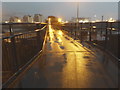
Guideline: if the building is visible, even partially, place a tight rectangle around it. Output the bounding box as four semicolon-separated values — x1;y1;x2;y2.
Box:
33;14;44;22
23;15;33;23
9;16;21;23
70;17;90;23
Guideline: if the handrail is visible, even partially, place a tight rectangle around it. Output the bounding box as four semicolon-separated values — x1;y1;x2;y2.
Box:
2;24;47;88
2;25;47;40
35;25;47;32
1;23;47;25
2;50;43;88
63;21;120;61
3;25;47;88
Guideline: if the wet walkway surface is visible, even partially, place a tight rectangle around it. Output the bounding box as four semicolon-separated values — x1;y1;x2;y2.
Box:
15;25;118;88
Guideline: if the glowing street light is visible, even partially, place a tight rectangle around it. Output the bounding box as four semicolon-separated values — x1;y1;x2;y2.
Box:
18;19;21;23
108;18;116;22
48;18;51;25
58;18;62;22
48;18;51;20
75;2;79;40
5;21;9;23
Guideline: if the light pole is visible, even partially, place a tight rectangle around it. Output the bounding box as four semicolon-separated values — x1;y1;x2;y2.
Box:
100;16;104;39
75;2;79;40
77;2;79;22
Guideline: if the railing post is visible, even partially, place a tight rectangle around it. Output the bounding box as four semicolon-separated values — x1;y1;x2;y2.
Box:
8;23;18;71
71;23;73;37
10;36;18;71
110;22;112;35
100;22;103;39
70;23;72;36
89;22;92;42
118;21;120;59
36;31;41;51
9;23;14;36
36;23;43;51
80;23;82;42
75;23;77;40
36;28;46;51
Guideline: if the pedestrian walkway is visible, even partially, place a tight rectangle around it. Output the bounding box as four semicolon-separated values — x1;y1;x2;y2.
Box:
14;25;118;88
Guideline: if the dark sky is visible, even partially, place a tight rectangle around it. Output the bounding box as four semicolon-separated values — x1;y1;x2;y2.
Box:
2;2;118;21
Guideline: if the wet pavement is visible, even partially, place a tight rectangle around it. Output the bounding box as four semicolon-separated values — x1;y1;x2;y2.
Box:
15;25;118;88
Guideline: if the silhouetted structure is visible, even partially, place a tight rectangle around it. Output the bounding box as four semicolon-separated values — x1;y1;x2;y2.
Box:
23;15;33;23
34;14;44;22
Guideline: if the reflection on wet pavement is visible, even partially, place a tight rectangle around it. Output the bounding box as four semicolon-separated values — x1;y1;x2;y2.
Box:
15;25;118;88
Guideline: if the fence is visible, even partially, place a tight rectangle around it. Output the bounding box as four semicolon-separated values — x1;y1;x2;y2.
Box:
62;22;120;59
2;23;46;87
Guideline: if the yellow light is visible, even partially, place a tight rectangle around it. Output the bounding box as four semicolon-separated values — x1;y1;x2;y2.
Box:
35;22;40;24
5;21;9;23
93;26;96;28
48;18;51;21
4;39;11;43
18;19;21;23
65;21;68;23
35;29;39;31
79;20;83;23
58;37;62;42
58;18;62;22
79;20;89;23
48;18;51;25
112;28;116;30
96;20;100;22
49;25;54;42
84;20;89;23
91;21;95;23
108;18;115;22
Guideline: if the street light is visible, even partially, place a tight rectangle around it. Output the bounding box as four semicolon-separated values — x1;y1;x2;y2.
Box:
5;21;9;23
108;18;116;22
48;18;51;25
75;2;79;40
17;19;21;23
58;18;62;23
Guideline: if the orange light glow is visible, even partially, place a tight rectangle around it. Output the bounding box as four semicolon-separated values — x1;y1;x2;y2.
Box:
17;19;21;23
58;18;62;22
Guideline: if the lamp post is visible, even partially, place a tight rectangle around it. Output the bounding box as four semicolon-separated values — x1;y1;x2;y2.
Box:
75;2;79;40
100;16;104;39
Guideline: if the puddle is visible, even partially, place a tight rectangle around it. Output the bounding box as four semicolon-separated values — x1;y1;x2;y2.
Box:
83;56;90;58
59;46;65;49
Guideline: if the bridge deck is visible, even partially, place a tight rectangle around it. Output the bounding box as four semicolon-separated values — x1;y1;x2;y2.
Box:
14;25;118;88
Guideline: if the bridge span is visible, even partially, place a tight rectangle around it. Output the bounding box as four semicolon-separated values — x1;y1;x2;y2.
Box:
7;24;118;88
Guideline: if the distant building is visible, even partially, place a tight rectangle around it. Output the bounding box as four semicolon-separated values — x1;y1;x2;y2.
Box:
9;16;21;23
70;17;90;23
33;14;44;22
23;15;33;23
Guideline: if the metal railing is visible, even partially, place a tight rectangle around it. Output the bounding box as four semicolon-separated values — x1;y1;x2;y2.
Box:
2;23;47;88
63;21;120;60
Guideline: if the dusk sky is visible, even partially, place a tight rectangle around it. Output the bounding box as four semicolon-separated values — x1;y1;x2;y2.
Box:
2;2;118;21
